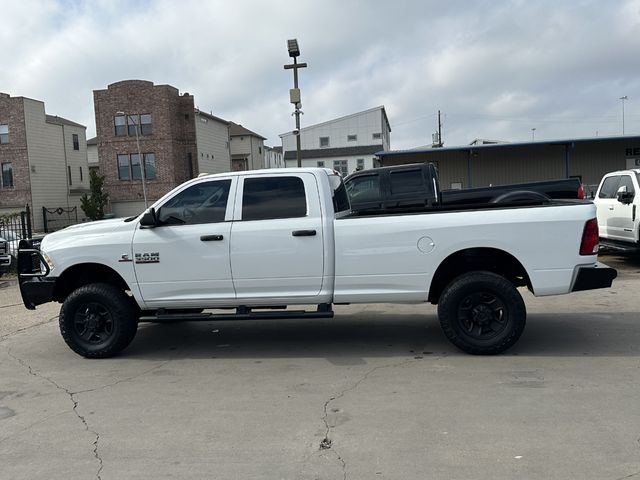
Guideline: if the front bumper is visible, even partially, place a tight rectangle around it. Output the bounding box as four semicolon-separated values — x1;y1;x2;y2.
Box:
571;262;617;292
17;240;54;310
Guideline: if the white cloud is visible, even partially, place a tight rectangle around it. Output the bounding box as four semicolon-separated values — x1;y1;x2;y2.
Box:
1;0;639;148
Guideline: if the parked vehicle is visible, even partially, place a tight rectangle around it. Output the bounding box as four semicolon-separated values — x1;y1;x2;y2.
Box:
593;169;640;251
18;168;615;358
344;163;584;212
0;237;10;277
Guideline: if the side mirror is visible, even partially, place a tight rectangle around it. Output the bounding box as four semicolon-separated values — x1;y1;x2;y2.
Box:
617;190;634;204
140;208;159;228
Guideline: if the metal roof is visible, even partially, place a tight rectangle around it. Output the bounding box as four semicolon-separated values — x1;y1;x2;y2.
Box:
376;134;640;157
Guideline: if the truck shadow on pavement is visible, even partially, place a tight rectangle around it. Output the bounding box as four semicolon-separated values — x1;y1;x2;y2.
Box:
123;311;640;360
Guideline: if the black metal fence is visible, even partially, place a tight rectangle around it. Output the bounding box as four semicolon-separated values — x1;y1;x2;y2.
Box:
43;206;78;233
0;204;32;241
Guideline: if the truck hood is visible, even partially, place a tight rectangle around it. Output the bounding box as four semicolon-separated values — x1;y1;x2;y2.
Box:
41;217;136;251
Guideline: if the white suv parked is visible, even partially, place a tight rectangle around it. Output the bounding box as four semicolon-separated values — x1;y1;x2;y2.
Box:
594;169;640;247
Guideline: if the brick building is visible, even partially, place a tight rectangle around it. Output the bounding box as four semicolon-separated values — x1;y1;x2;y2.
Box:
94;80;206;217
0;93;89;231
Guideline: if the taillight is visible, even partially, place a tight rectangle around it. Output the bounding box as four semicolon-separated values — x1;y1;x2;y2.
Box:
577;183;584;200
580;218;599;255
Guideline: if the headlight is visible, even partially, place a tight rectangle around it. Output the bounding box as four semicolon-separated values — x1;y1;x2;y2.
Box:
42;253;55;270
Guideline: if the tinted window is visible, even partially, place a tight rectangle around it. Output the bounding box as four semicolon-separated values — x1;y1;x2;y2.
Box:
160;180;231;225
330;174;351;214
598;176;620;199
242;176;306;221
389;169;424;194
346;175;381;203
618;175;635;195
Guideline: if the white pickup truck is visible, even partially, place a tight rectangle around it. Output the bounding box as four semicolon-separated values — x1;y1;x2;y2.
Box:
593;169;640;250
18;168;616;358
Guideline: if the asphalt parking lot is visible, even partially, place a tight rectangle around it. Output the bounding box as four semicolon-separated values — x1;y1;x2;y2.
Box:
1;254;640;480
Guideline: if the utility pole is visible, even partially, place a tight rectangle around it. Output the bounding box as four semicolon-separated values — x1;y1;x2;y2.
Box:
437;110;443;147
284;39;307;167
620;96;628;135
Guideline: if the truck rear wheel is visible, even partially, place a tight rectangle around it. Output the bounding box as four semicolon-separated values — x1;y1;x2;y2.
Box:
59;283;138;358
437;271;526;355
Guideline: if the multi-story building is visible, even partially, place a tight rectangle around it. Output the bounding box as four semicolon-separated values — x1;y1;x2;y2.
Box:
93;80;232;217
264;146;284;169
0;93;89;231
229;122;266;171
280;106;391;176
87;136;98;174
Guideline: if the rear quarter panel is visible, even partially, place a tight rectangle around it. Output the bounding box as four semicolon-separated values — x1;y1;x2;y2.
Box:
333;203;597;303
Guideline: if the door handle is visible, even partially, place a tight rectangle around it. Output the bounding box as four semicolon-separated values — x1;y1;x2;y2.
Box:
200;234;224;241
292;229;316;237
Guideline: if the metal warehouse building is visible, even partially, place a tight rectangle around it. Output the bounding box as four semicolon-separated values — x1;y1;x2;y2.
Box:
376;136;640;197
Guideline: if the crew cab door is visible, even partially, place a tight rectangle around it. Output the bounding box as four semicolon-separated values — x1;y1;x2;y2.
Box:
596;174;637;241
229;173;324;299
132;177;237;307
611;174;637;241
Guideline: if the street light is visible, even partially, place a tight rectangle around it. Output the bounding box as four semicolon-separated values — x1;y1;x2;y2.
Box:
284;38;307;167
116;111;148;208
620;96;628;135
531;127;536;141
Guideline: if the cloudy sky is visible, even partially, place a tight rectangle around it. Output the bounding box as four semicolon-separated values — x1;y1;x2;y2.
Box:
2;0;640;149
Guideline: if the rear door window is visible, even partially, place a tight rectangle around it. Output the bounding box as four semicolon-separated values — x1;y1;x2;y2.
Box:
242;176;307;221
389;168;424;194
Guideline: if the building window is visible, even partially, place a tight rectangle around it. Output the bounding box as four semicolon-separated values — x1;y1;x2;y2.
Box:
72;133;79;150
0;124;9;144
117;153;157;181
144;153;156;180
140;114;152;135
127;115;139;136
347;134;357;142
372;133;381;140
319;136;330;148
259;146;262;154
114;115;126;136
131;153;142;180
317;161;325;168
67;165;72;185
117;154;131;180
79;166;83;182
333;160;348;176
1;162;13;187
356;158;365;170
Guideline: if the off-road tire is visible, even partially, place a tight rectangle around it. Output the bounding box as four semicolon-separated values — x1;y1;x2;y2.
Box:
438;271;526;355
59;283;138;358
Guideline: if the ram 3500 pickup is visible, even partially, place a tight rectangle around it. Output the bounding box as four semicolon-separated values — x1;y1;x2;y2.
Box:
18;168;616;358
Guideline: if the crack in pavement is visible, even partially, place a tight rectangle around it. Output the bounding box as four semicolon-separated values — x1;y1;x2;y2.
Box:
0;315;59;343
316;355;437;479
614;471;640;480
3;346;174;479
5;347;104;479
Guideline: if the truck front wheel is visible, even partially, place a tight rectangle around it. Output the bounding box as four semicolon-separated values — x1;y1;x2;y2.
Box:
59;283;138;358
438;271;526;355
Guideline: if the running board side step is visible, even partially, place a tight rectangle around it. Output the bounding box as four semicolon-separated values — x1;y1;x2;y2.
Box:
139;304;334;323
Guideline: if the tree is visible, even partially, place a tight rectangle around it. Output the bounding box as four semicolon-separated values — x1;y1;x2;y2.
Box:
80;170;109;221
